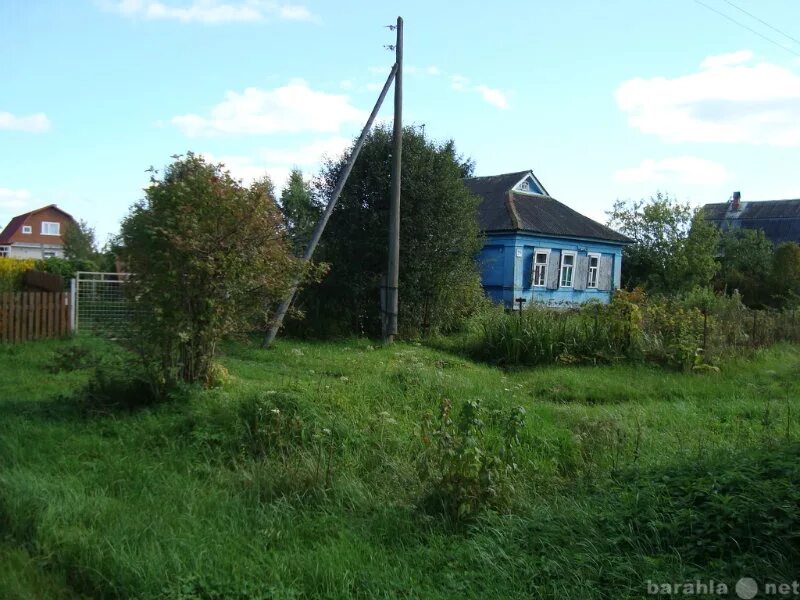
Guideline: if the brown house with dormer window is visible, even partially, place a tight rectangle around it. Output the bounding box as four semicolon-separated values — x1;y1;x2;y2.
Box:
0;205;77;259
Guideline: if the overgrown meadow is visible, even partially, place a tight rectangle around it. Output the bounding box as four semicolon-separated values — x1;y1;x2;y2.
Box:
1;335;799;598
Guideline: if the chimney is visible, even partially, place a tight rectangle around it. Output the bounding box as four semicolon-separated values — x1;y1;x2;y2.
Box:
731;191;741;211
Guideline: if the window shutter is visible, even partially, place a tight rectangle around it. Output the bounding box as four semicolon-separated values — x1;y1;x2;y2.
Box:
546;250;560;290
574;255;588;291
598;255;613;291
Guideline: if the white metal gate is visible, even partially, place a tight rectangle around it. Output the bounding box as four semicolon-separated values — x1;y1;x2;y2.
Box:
72;271;131;336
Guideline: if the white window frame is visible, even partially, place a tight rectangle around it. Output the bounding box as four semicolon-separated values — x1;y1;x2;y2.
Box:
41;221;60;236
532;250;550;287
560;251;576;288
587;252;601;289
42;251;56;259
22;225;32;234
0;246;8;257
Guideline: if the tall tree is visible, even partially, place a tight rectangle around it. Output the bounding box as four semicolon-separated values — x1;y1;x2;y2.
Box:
296;125;483;337
63;219;99;263
607;193;719;293
280;168;321;255
770;242;800;307
715;228;773;307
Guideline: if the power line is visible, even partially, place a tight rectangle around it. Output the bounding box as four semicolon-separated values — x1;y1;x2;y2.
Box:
692;0;800;58
721;0;800;47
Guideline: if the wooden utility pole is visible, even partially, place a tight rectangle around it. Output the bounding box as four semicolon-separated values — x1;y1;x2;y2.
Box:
384;15;403;343
263;62;398;348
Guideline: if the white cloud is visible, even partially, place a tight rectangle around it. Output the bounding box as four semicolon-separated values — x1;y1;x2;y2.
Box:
339;80;353;90
0;112;51;133
202;153;291;189
105;0;316;24
0;188;34;211
614;156;729;185
426;66;440;76
172;79;367;136
260;136;351;164
449;75;509;109
202;136;351;192
700;49;753;69
616;50;800;145
475;85;509;109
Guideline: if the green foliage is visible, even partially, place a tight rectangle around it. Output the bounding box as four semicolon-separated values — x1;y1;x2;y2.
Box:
607;193;719;293
47;342;97;373
79;352;158;413
63;219;99;263
33;257;102;284
770;242;800;307
297;125;484;337
473;301;636;366
279;168;321;255
468;288;800;369
419;399;525;521
612;444;800;572
119;152;301;390
715;228;774;307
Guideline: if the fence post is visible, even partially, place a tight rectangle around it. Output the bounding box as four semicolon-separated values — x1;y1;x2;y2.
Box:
752;311;758;347
69;278;77;333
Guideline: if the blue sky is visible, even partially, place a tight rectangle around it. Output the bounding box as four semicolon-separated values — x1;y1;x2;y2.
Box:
2;0;800;242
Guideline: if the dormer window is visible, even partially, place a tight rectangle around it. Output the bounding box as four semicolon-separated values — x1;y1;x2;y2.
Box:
41;221;60;236
22;225;32;234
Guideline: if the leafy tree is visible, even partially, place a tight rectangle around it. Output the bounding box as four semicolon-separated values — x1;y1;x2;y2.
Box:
715;228;773;307
63;219;99;265
770;242;800;307
607;193;718;293
297;125;484;337
280;168;321;255
119;153;300;389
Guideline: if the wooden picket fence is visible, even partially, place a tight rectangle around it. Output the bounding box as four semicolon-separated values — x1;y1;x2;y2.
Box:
0;291;72;343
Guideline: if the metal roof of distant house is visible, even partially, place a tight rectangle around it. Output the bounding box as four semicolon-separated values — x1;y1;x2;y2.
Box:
0;204;75;245
463;170;632;243
703;197;800;246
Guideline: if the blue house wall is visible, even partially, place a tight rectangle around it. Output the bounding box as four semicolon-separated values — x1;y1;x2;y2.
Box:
478;232;624;308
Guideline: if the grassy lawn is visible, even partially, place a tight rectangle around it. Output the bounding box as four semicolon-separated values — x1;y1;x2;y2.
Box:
1;337;799;598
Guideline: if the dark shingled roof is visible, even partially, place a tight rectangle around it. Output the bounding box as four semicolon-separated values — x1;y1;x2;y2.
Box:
703;199;800;246
463;171;631;243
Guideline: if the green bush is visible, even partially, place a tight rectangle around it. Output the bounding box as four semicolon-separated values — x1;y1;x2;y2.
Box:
118;153;301;391
33;257;99;282
77;350;159;413
466;288;800;369
418;398;525;521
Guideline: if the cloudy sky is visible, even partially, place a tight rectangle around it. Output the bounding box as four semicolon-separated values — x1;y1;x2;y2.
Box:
2;0;800;241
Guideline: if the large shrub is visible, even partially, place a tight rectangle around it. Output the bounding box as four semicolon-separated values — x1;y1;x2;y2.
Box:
119;153;301;389
294;125;485;337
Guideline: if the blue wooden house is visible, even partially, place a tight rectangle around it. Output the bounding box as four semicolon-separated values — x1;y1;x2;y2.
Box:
464;170;631;308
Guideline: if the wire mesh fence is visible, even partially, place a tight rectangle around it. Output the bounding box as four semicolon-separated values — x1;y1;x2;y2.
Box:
74;272;133;338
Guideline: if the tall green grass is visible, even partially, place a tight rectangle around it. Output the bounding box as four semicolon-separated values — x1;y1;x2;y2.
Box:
1;336;799;598
465;291;800;368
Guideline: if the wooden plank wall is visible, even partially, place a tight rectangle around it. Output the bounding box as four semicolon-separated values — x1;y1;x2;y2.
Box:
0;292;71;343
